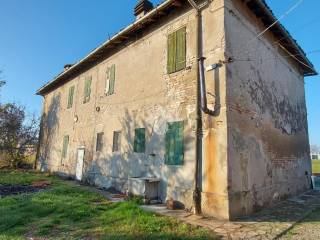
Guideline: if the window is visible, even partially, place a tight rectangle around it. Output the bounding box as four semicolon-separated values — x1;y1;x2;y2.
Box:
106;64;116;95
134;128;146;153
67;86;75;109
167;27;186;74
165;121;184;165
113;131;121;152
96;132;104;152
62;135;69;159
83;76;92;103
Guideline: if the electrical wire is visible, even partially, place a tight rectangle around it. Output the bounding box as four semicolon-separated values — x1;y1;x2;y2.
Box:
278;44;316;72
232;49;320;63
231;0;305;60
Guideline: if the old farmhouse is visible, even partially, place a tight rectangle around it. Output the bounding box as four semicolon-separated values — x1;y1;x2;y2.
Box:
36;0;317;220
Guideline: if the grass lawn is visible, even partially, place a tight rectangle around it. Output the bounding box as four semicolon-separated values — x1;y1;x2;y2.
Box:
312;160;320;174
0;170;217;240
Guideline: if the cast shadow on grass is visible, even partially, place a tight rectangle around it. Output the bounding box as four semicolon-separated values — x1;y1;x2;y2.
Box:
0;177;221;240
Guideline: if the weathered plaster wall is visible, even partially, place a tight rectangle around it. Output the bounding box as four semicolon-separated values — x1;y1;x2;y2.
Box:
38;0;229;218
200;0;229;219
224;0;311;219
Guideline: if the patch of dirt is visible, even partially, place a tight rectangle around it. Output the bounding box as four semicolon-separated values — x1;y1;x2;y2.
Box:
105;186;122;194
0;180;51;197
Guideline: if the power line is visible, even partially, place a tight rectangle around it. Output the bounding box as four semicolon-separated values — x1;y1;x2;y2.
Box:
231;0;305;60
278;44;316;72
231;14;320;61
233;49;320;63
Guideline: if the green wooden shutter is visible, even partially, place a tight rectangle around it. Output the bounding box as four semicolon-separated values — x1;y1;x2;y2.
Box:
165;129;175;165
140;128;146;152
67;86;75;109
134;128;146;153
96;132;104;152
106;67;110;94
83;76;92;103
165;130;171;164
175;121;184;165
167;32;177;74
62;135;69;158
110;64;115;95
165;122;184;165
113;131;121;152
106;65;115;95
176;27;186;71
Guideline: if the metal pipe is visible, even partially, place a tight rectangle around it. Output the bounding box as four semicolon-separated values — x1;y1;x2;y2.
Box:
199;58;221;116
188;0;220;215
188;0;203;215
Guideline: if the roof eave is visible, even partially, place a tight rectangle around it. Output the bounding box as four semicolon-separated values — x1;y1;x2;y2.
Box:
36;0;177;96
37;0;317;96
248;0;317;76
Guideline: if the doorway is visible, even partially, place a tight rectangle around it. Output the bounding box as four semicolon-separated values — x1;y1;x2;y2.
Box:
76;148;85;181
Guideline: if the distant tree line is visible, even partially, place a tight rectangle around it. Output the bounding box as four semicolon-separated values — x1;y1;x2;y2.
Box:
0;71;39;169
311;145;320;154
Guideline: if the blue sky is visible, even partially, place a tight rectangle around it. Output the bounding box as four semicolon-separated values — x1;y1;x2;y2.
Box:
0;0;319;145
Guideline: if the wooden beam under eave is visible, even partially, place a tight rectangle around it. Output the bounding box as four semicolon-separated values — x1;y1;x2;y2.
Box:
146;18;157;23
119;35;129;40
157;11;166;16
112;40;122;44
172;1;182;7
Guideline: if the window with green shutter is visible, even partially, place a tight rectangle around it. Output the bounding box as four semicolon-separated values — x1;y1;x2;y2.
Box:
134;128;146;153
62;135;69;159
106;64;116;95
83;76;92;103
113;131;121;152
167;27;186;74
67;86;75;109
165;121;184;165
96;132;104;152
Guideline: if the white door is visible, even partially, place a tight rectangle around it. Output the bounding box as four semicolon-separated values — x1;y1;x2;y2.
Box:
76;148;85;181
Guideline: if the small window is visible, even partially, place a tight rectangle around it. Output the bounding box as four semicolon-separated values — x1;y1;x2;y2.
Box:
62;135;69;159
165;121;184;165
113;131;121;152
167;27;186;74
134;128;146;153
83;76;92;103
67;86;75;109
106;64;116;95
96;132;104;152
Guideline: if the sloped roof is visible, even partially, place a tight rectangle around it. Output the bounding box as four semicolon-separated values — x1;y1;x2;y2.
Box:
37;0;317;96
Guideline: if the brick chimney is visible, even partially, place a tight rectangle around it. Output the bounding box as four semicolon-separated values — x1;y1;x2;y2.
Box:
64;64;73;71
134;0;154;20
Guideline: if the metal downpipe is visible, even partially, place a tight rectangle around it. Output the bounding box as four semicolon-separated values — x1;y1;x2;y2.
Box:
187;0;203;215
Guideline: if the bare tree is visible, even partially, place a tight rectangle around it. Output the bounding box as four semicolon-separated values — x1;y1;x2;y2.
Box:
0;103;39;168
0;70;5;92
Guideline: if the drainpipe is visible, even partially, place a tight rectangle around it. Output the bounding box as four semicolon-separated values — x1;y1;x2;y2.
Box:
187;0;220;215
199;60;221;115
187;0;203;216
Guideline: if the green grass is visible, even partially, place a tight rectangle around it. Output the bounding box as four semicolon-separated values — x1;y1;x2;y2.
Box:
0;171;217;240
312;160;320;174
